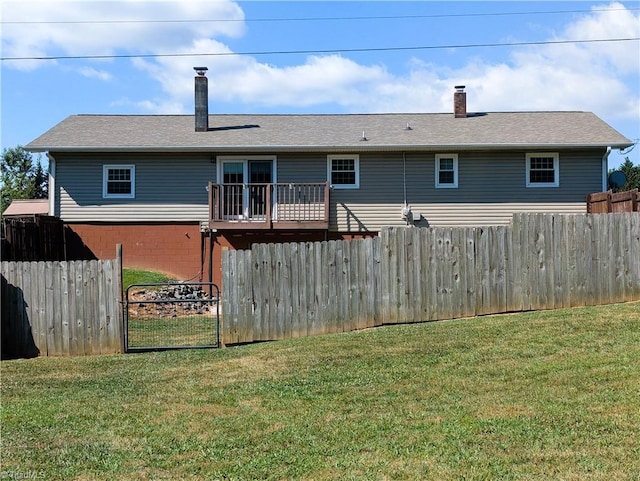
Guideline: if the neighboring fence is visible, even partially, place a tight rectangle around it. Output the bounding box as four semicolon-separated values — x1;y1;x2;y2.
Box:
222;213;640;345
587;189;639;213
1;248;123;358
1;215;66;261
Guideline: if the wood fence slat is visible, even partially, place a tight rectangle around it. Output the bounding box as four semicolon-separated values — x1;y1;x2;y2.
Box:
221;249;234;344
348;239;360;331
311;241;323;336
290;243;301;338
508;216;522;312
85;260;96;355
280;243;292;340
613;214;627;303
372;237;383;327
475;227;490;315
50;262;63;355
590;215;602;306
261;244;273;340
358;238;371;329
236;249;249;343
28;263;41;352
402;228;413;323
580;215;594;306
417;229;430;321
442;228;455;320
297;242;309;337
97;260;107;354
109;259;122;353
379;229;391;324
623;213;636;302
631;213;640;299
463;228;477;317
43;262;55;356
427;228;439;321
249;247;261;342
388;228;400;324
552;215;566;309
451;228;465;319
19;263;30;355
327;240;339;333
335;240;347;332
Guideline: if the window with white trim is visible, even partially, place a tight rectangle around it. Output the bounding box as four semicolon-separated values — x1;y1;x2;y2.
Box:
103;165;135;198
435;154;458;188
328;154;359;189
526;153;559;187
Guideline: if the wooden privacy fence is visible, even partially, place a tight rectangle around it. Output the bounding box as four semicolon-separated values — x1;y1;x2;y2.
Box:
222;213;640;345
587;189;639;213
1;215;66;261
1;252;123;358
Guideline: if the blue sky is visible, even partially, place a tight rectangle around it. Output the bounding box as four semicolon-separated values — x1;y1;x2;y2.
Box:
1;0;639;169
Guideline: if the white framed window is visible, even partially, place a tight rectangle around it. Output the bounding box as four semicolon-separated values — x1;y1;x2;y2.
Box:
526;153;559;187
435;154;458;188
103;165;135;198
328;154;360;189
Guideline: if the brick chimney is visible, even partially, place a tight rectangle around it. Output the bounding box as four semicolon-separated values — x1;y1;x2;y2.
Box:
454;85;467;118
194;67;209;132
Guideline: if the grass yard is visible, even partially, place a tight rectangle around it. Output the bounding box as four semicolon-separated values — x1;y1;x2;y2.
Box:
1;302;639;480
127;314;218;349
122;268;174;291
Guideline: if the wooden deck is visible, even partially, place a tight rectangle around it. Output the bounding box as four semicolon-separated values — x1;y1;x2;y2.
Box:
208;182;329;230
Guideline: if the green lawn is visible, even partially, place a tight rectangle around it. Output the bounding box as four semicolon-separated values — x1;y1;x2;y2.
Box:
122;268;174;292
127;314;218;349
2;302;639;480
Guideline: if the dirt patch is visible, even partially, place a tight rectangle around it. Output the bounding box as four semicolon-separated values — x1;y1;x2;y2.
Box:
128;284;218;318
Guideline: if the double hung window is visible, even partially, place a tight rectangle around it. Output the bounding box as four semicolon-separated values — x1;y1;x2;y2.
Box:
435;154;458;188
103;165;135;198
328;155;359;189
526;153;559;187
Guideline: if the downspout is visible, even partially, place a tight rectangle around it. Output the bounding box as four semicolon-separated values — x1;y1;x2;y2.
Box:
46;152;56;217
602;146;611;192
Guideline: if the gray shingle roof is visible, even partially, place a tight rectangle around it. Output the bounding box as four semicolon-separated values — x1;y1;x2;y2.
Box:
26;111;632;153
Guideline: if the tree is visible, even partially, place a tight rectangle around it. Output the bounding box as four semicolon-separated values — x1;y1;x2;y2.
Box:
609;157;640;193
1;146;48;214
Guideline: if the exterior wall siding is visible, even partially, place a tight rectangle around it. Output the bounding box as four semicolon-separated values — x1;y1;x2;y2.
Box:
276;153;327;183
54;148;602;230
55;152;214;222
330;149;603;231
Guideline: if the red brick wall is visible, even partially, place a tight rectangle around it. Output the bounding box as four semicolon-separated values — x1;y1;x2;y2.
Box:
64;223;378;287
66;223;209;281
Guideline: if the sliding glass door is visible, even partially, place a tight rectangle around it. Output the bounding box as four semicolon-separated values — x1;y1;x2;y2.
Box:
220;158;274;220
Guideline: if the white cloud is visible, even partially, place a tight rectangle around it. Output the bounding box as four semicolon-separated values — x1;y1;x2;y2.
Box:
134;1;636;121
1;0;244;71
77;67;113;81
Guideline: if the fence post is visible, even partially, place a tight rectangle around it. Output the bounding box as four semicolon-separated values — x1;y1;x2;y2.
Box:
116;244;125;353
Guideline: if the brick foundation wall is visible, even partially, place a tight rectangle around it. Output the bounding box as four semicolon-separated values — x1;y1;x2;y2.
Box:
64;223;378;287
66;223;208;281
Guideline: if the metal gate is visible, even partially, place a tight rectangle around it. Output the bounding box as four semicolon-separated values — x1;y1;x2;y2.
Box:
125;282;220;352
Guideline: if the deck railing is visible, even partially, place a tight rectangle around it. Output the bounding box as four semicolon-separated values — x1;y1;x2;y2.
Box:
208;182;329;229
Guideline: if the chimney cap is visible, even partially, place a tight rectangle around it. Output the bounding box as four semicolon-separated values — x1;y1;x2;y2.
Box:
194;66;208;76
455;85;465;91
